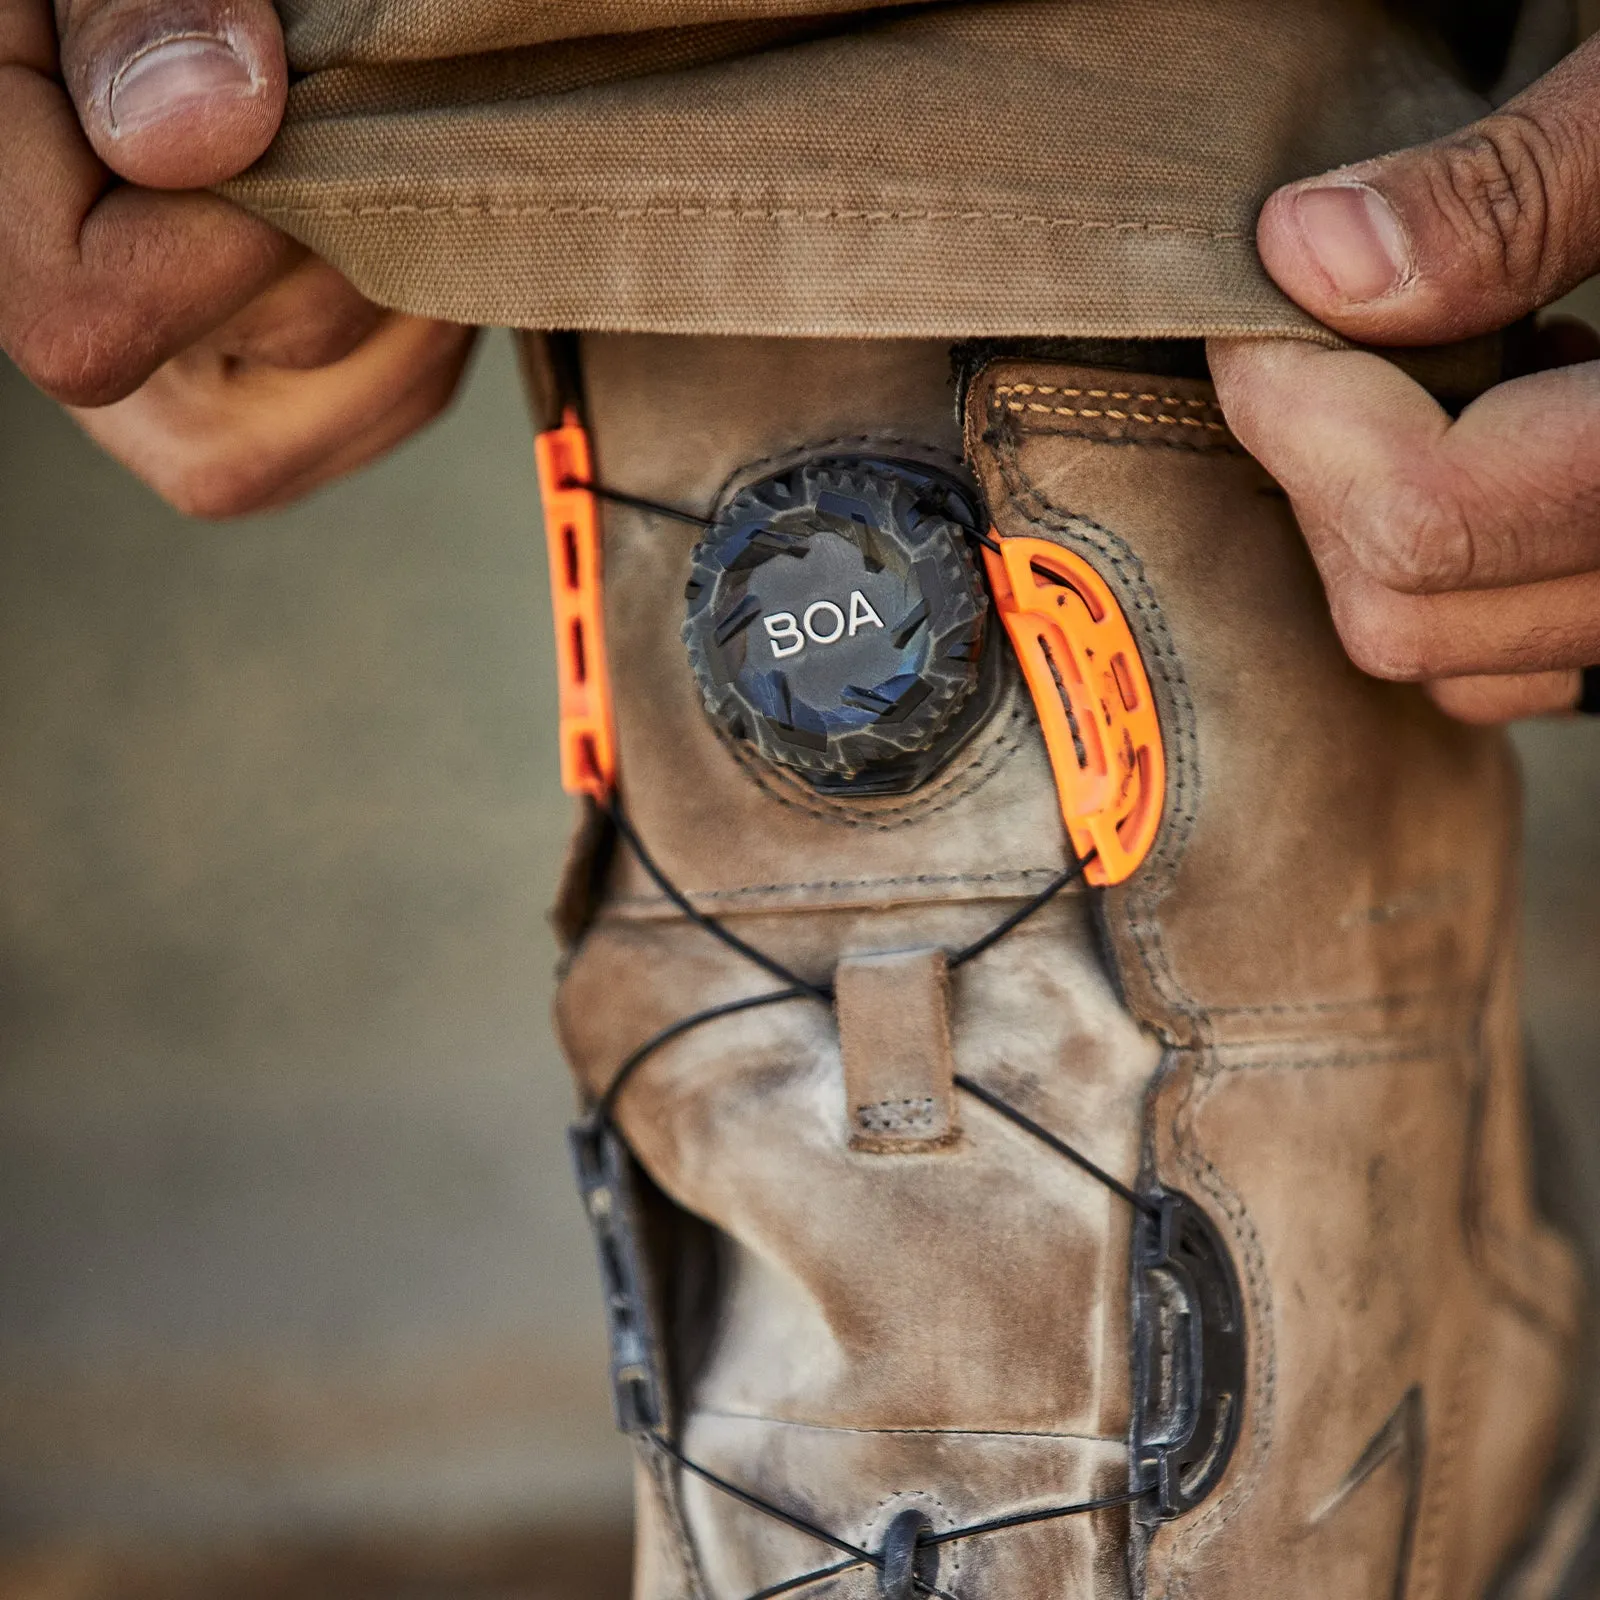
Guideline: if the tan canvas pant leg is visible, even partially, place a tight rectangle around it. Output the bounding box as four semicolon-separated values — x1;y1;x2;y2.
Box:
541;332;1583;1600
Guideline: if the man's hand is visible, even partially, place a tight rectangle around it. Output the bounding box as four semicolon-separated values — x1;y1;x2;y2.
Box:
1210;36;1600;721
2;0;474;516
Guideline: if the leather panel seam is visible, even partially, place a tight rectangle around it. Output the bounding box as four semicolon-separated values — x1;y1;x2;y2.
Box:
690;1410;1127;1445
987;400;1203;1034
608;866;1068;906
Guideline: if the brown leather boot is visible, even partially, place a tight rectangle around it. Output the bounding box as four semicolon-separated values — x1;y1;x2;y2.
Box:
537;332;1585;1600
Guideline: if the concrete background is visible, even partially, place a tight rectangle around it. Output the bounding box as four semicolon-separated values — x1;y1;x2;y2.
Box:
0;315;1597;1595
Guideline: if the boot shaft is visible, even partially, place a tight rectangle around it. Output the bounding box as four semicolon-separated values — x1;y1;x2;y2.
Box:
544;332;1581;1600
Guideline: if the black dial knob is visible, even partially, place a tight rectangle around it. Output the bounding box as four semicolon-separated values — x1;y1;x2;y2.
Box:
682;458;996;795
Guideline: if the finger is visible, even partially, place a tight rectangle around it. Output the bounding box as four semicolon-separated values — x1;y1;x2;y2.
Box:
1255;34;1600;344
57;0;286;189
1426;671;1584;724
69;316;477;518
208;255;385;370
1210;338;1600;595
1320;560;1600;683
0;16;291;404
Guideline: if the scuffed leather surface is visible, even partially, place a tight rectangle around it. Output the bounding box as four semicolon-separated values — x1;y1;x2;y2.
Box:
559;336;1160;1597
965;360;1582;1599
551;336;1581;1599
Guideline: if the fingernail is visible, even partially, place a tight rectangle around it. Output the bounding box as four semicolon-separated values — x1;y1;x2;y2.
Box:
1291;183;1412;302
109;35;258;135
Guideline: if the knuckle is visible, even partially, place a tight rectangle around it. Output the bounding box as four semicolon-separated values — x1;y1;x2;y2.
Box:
1349;474;1478;593
1424;113;1563;287
1332;593;1433;681
13;309;152;407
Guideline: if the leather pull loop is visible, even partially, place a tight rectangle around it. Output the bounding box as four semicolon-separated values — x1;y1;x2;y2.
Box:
834;948;958;1153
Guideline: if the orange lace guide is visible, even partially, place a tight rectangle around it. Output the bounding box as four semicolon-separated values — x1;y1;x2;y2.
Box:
535;412;618;799
982;535;1164;886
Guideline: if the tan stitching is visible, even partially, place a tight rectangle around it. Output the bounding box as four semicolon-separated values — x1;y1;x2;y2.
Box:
998;397;1229;433
995;383;1215;410
240;199;1250;240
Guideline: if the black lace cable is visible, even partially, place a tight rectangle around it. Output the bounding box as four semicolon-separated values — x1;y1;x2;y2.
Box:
581;797;1159;1600
602;794;835;1006
945;858;1094;972
593;985;812;1126
743;1487;1150;1600
588;823;1095;1128
563;477;715;530
651;1435;960;1600
924;1487;1147;1546
952;1074;1159;1220
746;1556;865;1600
571;477;1160;1599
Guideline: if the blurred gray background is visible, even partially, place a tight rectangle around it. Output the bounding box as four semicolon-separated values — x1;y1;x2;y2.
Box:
0;333;631;1598
0;312;1597;1600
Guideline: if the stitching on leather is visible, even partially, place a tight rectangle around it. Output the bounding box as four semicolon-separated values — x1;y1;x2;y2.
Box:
856;1096;939;1133
1166;1061;1276;1565
694;1409;1126;1444
1463;849;1577;1345
642;1438;711;1599
997;399;1229;433
247;200;1252;240
995;384;1217;410
1198;1045;1451;1079
1409;1336;1477;1600
990;388;1242;457
862;1490;962;1583
988;402;1202;1035
612;866;1065;909
1202;988;1479;1019
1005;425;1243;458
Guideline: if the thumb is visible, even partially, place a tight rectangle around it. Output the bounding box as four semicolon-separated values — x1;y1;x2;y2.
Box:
56;0;287;190
1257;34;1600;345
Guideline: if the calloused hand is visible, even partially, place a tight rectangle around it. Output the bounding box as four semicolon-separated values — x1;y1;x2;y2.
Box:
2;0;475;516
1210;37;1600;721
